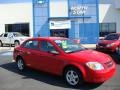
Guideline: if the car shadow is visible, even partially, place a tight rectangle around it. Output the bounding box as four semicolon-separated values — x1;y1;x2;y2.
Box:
0;62;102;89
95;49;120;64
109;53;120;64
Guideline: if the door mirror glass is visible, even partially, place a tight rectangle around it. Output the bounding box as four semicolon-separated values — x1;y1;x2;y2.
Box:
99;37;105;40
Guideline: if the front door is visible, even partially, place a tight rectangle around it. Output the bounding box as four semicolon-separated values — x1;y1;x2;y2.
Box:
2;33;10;44
50;29;68;38
37;40;64;75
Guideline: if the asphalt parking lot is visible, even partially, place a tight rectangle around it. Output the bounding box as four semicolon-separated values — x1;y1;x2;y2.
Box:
0;48;120;90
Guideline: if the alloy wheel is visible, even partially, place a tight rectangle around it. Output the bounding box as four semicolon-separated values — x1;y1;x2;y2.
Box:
116;47;120;55
64;67;83;86
17;59;25;71
66;70;79;86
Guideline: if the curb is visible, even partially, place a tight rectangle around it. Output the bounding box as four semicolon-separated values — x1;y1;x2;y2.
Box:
0;48;14;54
0;49;12;54
82;44;96;49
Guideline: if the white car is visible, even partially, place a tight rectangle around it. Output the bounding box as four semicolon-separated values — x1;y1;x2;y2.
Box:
0;32;29;46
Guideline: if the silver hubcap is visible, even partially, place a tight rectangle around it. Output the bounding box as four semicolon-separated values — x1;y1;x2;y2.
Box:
66;70;79;86
116;47;120;55
17;59;24;70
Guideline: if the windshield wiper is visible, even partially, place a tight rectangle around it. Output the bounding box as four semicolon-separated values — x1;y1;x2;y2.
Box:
67;49;85;53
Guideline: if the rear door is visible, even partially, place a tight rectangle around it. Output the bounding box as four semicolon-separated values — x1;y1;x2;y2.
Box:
22;40;40;69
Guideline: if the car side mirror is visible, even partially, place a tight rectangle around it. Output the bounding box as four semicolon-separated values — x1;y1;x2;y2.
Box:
99;37;105;40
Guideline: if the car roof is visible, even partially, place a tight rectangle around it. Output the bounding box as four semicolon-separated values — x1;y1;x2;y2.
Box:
109;33;120;35
28;37;67;41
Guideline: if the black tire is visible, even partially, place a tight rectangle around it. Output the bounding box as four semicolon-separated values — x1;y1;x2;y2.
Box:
16;57;26;71
14;41;20;46
116;47;120;55
0;41;3;47
64;67;84;87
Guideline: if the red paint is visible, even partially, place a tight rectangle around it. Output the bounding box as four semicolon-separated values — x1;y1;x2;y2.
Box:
96;33;120;52
14;37;116;83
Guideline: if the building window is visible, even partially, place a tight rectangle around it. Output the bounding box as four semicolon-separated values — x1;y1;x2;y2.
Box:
5;23;29;36
99;23;116;37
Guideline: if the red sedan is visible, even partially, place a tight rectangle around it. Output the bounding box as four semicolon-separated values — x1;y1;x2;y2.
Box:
13;37;116;87
96;33;120;55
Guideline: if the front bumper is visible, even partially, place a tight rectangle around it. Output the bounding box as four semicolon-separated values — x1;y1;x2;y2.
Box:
96;45;115;52
84;64;116;83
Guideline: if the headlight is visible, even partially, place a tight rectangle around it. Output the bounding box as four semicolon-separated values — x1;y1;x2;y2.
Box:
96;43;98;46
86;62;104;70
106;43;115;47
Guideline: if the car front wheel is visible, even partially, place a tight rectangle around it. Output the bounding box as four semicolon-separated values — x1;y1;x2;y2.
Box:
116;47;120;55
64;67;84;87
17;58;26;71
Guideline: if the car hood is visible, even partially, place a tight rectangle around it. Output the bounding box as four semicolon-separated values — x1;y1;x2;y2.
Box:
17;36;29;38
15;36;31;39
99;40;116;45
68;49;112;64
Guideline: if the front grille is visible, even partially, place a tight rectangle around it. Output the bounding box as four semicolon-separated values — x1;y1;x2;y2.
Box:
104;60;113;68
99;43;106;47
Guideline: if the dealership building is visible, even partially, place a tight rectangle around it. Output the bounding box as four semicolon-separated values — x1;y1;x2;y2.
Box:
0;0;119;43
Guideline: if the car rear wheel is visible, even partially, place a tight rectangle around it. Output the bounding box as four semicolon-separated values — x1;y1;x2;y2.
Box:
0;41;3;47
64;67;84;87
17;58;26;71
116;47;120;55
14;41;20;46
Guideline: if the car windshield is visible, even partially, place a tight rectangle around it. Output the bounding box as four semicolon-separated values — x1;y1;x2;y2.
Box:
54;39;86;53
13;33;24;37
0;34;3;37
104;34;119;40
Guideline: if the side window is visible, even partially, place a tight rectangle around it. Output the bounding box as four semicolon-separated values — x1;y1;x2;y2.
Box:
113;34;119;40
8;33;14;38
4;34;8;37
39;40;57;52
24;40;38;49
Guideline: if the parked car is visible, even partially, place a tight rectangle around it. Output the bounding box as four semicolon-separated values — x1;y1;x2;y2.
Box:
13;37;116;87
96;33;120;55
0;32;29;46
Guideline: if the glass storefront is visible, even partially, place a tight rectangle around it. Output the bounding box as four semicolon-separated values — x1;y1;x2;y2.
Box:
5;23;30;36
33;0;99;44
